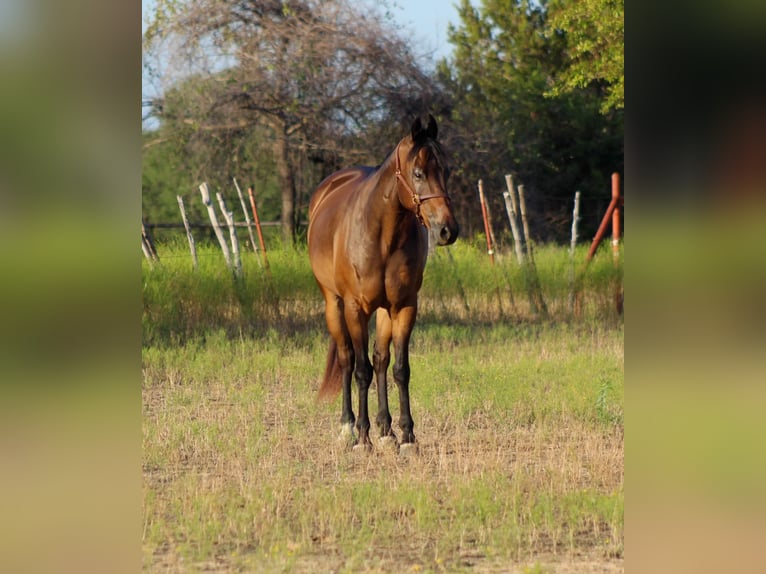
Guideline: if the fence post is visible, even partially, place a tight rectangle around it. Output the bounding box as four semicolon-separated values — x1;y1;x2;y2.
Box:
199;182;233;269
517;184;533;261
515;183;547;317
233;177;259;256
141;221;159;267
503;175;525;264
248;186;270;271
571;191;581;255
484;190;499;256
477;179;495;265
586;174;622;263
611;173;621;264
216;192;243;277
611;173;623;313
177;195;198;270
569;191;581;312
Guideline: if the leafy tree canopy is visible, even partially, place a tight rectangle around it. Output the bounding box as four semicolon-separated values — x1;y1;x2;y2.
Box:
439;0;623;241
547;0;624;113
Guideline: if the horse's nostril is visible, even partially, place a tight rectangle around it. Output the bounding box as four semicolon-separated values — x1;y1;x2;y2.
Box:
440;226;451;242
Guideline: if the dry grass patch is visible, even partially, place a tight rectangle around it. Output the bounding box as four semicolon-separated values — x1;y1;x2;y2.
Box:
143;320;622;572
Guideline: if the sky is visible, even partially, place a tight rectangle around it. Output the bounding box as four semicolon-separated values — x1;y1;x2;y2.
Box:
141;1;461;56
142;0;463;127
141;0;462;89
389;0;462;62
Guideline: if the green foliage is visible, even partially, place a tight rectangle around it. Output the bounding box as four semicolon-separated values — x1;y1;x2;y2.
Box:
141;132;195;225
143;0;445;244
441;0;623;242
547;0;624;113
143;0;624;245
143;239;623;346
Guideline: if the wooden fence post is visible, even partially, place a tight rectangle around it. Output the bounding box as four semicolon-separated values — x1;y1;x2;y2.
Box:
199;182;233;269
233;177;259;256
141;221;159;264
517;184;534;261
216;192;243;277
571;191;581;255
512;182;547;317
503;175;525;264
177;195;198;270
569;191;581;312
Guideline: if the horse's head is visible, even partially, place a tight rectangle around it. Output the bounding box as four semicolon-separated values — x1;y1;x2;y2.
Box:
394;114;459;246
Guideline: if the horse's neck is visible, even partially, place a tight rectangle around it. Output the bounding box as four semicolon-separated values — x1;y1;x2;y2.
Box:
368;154;409;239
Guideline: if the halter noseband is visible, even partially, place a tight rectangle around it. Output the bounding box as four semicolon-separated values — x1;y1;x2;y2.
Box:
394;145;451;226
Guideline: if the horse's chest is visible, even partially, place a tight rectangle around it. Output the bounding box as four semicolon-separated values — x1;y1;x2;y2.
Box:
348;254;421;312
349;261;386;309
384;253;424;303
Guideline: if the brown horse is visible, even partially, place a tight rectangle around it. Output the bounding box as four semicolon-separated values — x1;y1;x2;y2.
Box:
307;115;459;452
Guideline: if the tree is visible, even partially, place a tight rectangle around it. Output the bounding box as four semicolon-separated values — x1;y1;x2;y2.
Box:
547;0;624;113
440;0;623;241
143;0;436;245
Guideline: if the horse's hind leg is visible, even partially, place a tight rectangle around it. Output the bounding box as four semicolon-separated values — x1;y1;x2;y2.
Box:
344;299;373;449
374;309;396;444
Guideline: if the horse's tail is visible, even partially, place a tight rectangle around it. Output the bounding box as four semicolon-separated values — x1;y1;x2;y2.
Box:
317;338;343;401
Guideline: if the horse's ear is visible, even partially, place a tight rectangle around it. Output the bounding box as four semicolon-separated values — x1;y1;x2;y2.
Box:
426;113;438;140
411;116;424;142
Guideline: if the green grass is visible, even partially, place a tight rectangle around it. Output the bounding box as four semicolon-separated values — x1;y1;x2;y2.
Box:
142;239;623;572
142;238;622;346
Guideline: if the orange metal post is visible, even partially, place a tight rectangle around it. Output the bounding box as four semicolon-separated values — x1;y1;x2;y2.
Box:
586;173;622;262
477;179;495;265
248;186;270;270
611;173;621;262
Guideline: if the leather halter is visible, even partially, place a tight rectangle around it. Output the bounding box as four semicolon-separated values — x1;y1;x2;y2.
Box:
394;144;451;226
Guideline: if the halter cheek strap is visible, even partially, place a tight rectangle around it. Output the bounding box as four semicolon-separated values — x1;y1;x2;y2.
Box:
394;146;451;226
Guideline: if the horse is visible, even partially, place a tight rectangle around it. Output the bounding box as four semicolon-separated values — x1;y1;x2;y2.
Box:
307;114;459;453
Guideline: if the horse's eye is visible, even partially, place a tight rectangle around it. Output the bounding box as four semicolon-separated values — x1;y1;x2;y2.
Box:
413;169;424;181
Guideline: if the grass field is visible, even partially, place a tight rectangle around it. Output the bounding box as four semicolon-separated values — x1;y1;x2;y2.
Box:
142;240;623;572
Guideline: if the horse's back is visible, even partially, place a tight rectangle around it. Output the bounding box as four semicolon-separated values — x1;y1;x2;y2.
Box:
308;166;375;294
308;166;373;222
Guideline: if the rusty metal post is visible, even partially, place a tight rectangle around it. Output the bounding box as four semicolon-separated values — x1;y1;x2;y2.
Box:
477;179;495;265
611;173;621;263
248;186;270;271
586;182;620;262
611;173;623;313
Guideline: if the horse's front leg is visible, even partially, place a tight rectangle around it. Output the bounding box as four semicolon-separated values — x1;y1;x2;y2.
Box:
374;308;397;446
345;300;373;449
392;305;418;448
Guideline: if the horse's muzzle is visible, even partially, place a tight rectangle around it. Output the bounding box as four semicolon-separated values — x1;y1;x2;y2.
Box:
435;219;459;246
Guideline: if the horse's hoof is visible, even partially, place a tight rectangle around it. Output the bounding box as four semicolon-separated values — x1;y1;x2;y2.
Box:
379;435;399;451
352;442;371;454
399;442;419;458
337;423;356;446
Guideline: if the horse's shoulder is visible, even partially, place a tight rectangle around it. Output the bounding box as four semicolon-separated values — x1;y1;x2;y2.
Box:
310;166;374;217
